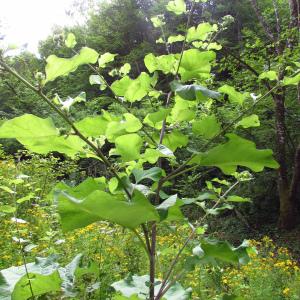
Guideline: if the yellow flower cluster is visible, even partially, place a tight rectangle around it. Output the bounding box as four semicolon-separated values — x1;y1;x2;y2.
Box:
220;237;300;298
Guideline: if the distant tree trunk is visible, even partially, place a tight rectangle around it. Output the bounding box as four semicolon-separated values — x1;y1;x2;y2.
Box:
249;0;300;229
275;91;298;228
288;0;300;28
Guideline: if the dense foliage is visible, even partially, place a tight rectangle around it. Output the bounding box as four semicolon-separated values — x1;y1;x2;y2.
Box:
0;0;299;299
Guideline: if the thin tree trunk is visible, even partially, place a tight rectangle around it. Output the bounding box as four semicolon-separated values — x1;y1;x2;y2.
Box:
289;0;300;28
273;93;296;229
278;145;300;228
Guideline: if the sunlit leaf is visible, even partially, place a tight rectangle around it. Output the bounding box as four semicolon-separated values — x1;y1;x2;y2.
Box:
98;52;117;68
258;71;277;81
120;63;131;76
282;72;300;85
166;0;186;15
75;116;109;137
0;114;85;158
151;15;165;28
111;73;154;102
236;114;260;128
190;134;279;174
218;85;248;105
187;23;218;42
65;33;77;48
179;50;215;81
169;96;196;122
226;195;251;203
45;47;99;82
143;109;171;129
114;134;142;161
168;35;185;44
12;272;61;300
0;205;16;214
144;53;178;74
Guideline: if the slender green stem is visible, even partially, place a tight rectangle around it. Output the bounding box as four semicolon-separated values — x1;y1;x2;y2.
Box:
131;229;151;260
174;0;196;77
11;164;35;299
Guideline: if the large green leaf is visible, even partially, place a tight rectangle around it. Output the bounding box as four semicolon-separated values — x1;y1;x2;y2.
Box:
112;275;191;299
0;256;60;300
0;255;83;300
75;116;109;137
170;81;221;101
45;47;99;82
144;53;177;74
192;115;221;139
187;23;218;42
113;134;143;161
160;130;188;152
11;271;61;300
57;188;160;231
179;50;215;81
123;113;143;132
190;134;279;174
111;73;154;102
0;114;85;157
218;85;248;105
192;239;252;265
169;96;196;122
166;0;186;15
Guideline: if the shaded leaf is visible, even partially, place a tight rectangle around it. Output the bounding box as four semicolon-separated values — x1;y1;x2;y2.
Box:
170;81;220;101
192;115;221;139
58;188;160;231
132;167;163;184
